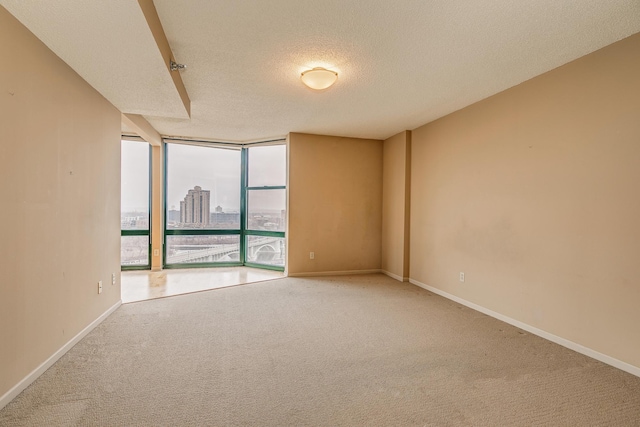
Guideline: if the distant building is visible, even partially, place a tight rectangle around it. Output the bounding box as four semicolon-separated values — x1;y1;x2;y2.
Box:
215;205;223;213
180;186;210;227
167;209;181;224
210;211;240;228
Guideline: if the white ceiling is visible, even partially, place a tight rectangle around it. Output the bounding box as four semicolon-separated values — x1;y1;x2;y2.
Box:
2;0;640;141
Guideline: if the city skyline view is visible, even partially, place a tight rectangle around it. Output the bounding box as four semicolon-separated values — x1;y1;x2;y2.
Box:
121;141;287;267
122;141;287;213
166;143;241;214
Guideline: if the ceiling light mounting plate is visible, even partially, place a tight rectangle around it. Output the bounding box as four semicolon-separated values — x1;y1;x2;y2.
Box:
170;60;186;72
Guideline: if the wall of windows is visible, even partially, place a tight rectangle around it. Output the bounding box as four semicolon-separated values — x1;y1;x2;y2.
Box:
121;140;151;269
164;141;286;270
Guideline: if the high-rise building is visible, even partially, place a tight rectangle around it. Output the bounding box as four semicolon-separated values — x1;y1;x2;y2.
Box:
180;186;210;227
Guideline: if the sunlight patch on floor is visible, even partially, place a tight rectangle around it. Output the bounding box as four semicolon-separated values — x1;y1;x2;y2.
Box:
121;266;284;303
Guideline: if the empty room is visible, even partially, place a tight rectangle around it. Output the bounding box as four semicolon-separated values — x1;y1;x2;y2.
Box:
1;1;639;425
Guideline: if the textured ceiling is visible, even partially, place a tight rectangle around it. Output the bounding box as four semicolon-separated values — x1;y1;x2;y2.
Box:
0;0;188;119
3;0;640;141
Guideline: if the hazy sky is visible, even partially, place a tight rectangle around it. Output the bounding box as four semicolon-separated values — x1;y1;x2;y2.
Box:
121;140;149;212
121;141;286;213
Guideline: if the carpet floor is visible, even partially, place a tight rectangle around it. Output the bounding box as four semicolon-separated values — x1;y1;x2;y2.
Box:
1;274;639;426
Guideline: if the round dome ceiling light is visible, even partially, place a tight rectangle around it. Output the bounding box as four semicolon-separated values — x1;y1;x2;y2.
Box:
300;67;338;90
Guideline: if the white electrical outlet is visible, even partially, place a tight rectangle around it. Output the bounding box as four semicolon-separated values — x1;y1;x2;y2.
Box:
112;273;116;285
459;272;465;282
154;249;159;256
310;252;315;260
98;280;103;294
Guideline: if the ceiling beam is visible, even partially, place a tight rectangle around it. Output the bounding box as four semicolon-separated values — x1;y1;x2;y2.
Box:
137;0;191;118
122;113;163;146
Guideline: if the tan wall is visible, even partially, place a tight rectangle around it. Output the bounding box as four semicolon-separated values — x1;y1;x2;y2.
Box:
288;133;382;275
410;33;640;368
381;131;411;280
0;7;121;399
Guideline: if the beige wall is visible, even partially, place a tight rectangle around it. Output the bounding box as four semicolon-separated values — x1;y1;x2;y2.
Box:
381;131;411;280
288;133;382;275
410;33;640;368
0;7;121;399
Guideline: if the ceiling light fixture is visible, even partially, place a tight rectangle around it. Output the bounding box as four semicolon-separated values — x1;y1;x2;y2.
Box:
300;67;338;90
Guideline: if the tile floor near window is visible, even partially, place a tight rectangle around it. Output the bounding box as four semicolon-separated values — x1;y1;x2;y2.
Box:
121;267;285;303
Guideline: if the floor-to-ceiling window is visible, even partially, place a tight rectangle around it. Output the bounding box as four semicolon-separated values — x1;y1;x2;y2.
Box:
163;141;286;271
243;145;286;269
165;143;242;267
121;139;151;270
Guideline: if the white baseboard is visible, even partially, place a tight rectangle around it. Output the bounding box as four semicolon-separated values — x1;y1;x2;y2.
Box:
288;269;381;277
0;300;122;410
409;279;640;379
382;270;409;282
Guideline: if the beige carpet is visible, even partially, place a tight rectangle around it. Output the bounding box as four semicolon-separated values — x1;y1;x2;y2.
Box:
1;274;639;426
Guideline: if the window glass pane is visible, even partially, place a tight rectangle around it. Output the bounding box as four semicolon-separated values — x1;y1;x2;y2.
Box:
248;145;286;187
166;144;241;230
121;236;149;266
246;236;285;267
166;235;240;264
247;189;286;231
121;141;149;230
